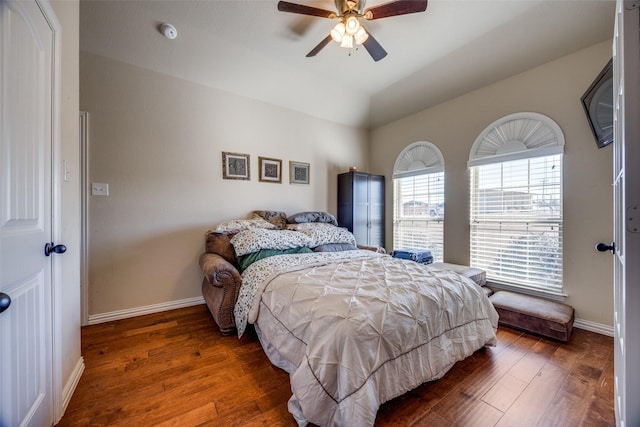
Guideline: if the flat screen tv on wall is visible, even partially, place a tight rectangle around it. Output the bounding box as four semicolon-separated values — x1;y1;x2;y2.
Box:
581;59;613;149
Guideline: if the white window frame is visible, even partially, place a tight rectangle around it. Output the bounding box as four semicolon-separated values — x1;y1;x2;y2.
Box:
392;142;445;261
468;113;566;299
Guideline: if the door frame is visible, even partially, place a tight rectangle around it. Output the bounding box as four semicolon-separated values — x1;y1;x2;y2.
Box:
80;111;89;326
37;0;65;422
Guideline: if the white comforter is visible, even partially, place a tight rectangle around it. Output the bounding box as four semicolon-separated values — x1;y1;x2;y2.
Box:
234;250;498;426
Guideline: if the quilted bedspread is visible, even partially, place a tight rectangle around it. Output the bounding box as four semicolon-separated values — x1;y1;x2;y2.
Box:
234;250;498;426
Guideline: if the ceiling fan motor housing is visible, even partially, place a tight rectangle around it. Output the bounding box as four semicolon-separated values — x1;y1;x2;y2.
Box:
336;0;365;15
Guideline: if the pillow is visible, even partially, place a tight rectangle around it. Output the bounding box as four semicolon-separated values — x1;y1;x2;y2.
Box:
287;222;357;247
210;218;277;234
250;210;287;229
286;211;338;226
312;243;358;252
230;228;312;257
237;247;313;272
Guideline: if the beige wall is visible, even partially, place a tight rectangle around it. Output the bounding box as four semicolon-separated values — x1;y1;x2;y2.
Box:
370;41;614;327
51;0;82;414
80;52;368;316
80;39;615;327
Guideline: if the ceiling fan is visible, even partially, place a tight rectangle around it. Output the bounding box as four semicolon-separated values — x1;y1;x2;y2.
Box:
277;0;428;62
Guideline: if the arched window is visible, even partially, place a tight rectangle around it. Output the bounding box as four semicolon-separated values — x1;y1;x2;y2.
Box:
469;112;565;296
393;141;445;261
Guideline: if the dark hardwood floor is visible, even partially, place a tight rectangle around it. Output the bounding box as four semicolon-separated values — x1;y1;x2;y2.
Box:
57;304;615;427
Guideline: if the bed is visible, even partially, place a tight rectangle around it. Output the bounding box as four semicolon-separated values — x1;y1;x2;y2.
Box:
200;214;499;426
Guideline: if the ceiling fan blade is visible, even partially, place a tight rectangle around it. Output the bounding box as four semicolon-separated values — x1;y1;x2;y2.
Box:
364;0;428;20
306;34;333;57
288;16;316;36
362;31;387;62
278;1;336;18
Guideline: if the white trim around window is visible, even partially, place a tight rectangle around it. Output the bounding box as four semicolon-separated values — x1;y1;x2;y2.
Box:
393;142;445;261
469;113;565;296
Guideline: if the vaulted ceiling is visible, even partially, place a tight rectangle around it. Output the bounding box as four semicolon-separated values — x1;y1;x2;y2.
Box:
80;0;616;128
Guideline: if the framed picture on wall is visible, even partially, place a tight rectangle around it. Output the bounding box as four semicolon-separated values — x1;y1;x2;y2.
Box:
259;156;282;183
222;152;250;180
290;161;310;185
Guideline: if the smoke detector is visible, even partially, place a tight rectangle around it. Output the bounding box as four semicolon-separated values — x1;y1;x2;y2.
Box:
160;23;177;40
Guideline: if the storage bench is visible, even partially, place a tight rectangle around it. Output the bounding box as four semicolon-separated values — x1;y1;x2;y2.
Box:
489;290;575;342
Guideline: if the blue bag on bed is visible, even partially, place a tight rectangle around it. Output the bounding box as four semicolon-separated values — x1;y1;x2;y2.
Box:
391;248;434;265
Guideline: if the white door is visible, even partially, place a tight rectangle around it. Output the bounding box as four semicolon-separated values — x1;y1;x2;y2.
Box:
0;0;58;425
610;2;640;426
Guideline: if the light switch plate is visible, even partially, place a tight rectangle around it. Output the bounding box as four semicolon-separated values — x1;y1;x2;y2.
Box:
92;183;109;196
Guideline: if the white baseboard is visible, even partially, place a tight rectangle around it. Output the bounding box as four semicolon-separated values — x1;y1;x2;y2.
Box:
57;356;85;423
88;296;206;325
573;318;614;337
86;295;615;339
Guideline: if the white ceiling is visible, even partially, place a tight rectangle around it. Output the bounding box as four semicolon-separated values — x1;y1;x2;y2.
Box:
79;0;616;129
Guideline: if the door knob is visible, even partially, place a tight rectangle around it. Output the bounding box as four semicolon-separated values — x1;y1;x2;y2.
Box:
44;242;67;256
595;242;615;254
0;292;10;314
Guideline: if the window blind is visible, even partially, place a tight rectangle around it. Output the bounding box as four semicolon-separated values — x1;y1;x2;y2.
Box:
393;172;444;261
470;155;563;293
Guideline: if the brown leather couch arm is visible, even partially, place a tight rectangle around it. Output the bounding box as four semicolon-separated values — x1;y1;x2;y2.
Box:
199;253;242;335
200;252;241;286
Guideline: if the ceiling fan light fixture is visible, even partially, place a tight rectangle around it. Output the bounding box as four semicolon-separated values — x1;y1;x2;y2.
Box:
344;15;360;35
340;34;354;48
331;22;346;42
354;27;368;45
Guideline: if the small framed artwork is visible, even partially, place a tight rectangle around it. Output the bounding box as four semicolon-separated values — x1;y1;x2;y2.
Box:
259;156;282;183
222;152;250;180
290;161;310;185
